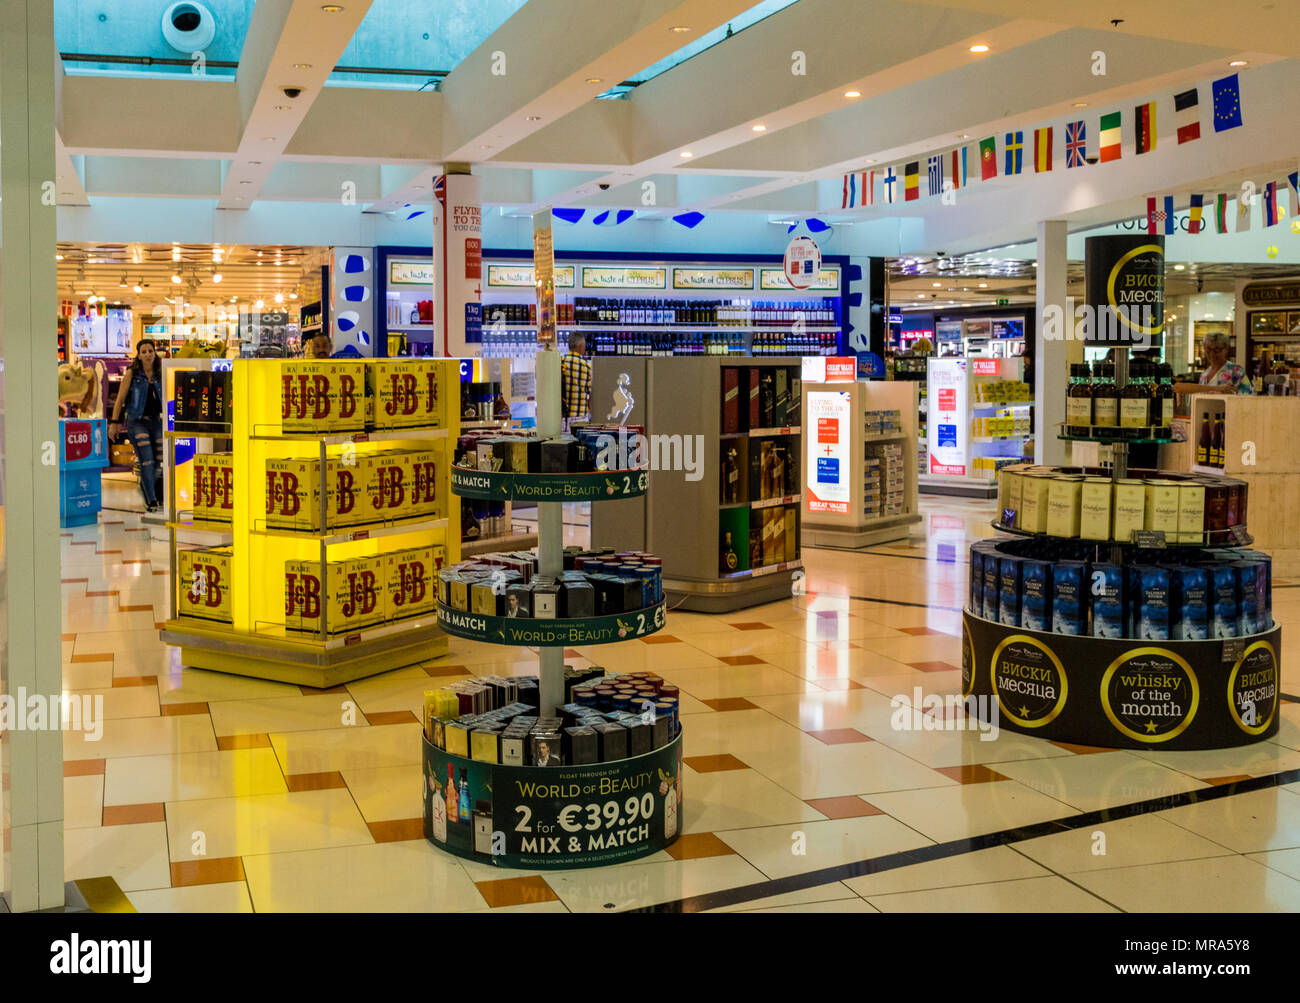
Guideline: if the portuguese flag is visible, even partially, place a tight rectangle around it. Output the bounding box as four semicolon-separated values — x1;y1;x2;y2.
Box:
979;136;997;180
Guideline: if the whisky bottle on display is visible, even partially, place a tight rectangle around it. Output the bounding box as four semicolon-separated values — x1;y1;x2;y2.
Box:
1196;411;1212;465
1211;415;1225;467
1156;364;1175;437
721;532;739;574
1065;364;1093;437
1091;363;1118;433
1119;359;1149;440
446;763;458;824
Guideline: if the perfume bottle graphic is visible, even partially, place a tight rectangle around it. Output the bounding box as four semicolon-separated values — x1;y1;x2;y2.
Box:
458;768;470;823
664;782;678;840
431;773;447;843
446;763;458;824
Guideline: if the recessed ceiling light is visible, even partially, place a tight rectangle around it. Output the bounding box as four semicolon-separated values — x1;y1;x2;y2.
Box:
680;150;693;158
752;124;767;132
321;4;344;12
1174;263;1185;270
863;159;875;164
263;137;277;142
586;77;602;84
1229;59;1248;67
669;26;691;33
480;144;492;149
248;161;262;166
212;273;223;283
1073;102;1088;108
526;115;541;121
133;284;143;293
932;282;942;287
239;180;252;185
274;293;285;304
957;133;970;139
969;44;990;53
55;254;63;260
293;63;312;70
979;282;988;288
274;105;292;111
844;90;861;98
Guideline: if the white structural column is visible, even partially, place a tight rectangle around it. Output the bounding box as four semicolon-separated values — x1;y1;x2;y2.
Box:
1035;220;1068;466
435;167;483;359
1;0;65;911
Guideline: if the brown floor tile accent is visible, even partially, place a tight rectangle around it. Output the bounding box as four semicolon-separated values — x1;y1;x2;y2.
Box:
935;764;1009;784
160;702;209;716
62;633;76;641
70;653;114;663
84;590;121;597
701;697;759;712
61;578;89;584
284;770;347;792
119;604;155;612
718;654;766;666
63;759;106;777
151;569;168;575
805;796;885;820
563;648;583;658
155;622;167;630
476;875;560;908
683;753;748;773
1049;740;1114;755
124;527;150;533
729;622;774;631
642;634;683;644
112;675;158;688
908;661;959;673
121;559;149;565
217;733;273;751
807;728;873;745
1203;775;1253;786
103;802;165;826
664;832;737;860
812;678;867;691
899;626;943;636
366;818;424;843
298;683;349;695
366;710;418;726
171;857;246;888
424;663;470;677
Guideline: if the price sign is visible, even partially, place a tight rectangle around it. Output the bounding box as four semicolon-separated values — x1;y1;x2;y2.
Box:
1132;530;1167;548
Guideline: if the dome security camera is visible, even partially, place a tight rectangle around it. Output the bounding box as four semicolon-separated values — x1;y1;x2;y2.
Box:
598;183;611;191
162;2;216;53
282;86;303;99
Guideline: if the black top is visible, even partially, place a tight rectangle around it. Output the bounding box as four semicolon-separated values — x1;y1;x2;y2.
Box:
142;381;162;420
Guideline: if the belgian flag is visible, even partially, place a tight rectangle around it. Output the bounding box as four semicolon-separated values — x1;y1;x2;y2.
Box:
904;161;919;201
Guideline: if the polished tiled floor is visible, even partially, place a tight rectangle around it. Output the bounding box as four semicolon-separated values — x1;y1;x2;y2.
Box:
55;499;1300;912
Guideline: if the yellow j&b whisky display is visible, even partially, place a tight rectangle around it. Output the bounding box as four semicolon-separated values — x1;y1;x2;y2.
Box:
162;359;461;688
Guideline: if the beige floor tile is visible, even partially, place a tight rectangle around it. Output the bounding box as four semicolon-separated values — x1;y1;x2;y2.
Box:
127;881;255;913
345;665;461;717
1127;742;1300;779
341;763;422;822
73;627;169;656
1247;848;1300;882
681;767;825;833
64;821;171;892
739;741;956;800
63;713;217;760
587;641;725;671
745;898;879;913
707;881;862;912
856;633;963;664
1068;855;1300;912
104;748;288;805
842;845;1049;897
269;721;422;774
674;708;812;758
717;814;933;879
769;615;910;644
64;774;105;829
242;840;490;912
208;693;367;737
547;854;769;913
166;788;373;860
1016;814;1235;873
1154;788;1300;853
64;685;161;721
867;874;1117;913
686;632;828;658
865;781;1078;843
61;659;115;690
157;666;300;705
989;751;1210;812
663;663;810;701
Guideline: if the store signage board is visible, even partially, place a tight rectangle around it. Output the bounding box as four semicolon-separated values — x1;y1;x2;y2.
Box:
806;391;851;515
760;267;840;291
1083;234;1165;346
582;266;667;290
390;261;436;286
973;360;1000;376
672;268;755;290
824;358;857;381
486;264;575;288
927;358;968;476
782;236;822;290
1243;281;1300;307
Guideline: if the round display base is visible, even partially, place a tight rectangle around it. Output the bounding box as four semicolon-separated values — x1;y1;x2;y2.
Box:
962;611;1281;750
451;466;648;502
437;600;666;647
422;730;684;869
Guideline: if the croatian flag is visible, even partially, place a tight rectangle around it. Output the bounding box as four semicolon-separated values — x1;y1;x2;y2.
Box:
1146;195;1174;235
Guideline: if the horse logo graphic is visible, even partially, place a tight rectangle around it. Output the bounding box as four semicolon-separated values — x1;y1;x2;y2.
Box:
607;373;635;426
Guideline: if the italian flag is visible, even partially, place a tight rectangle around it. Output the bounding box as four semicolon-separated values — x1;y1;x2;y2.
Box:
1099;112;1122;162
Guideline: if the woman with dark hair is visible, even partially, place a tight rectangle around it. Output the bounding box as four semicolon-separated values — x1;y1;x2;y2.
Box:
108;339;166;512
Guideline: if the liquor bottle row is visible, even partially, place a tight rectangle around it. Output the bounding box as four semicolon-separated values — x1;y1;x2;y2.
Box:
970;538;1272;640
998;464;1247;544
721;365;802;433
484;302;574;326
477;327;839;358
1065;360;1174;440
572;296;839;327
1194;411;1228;468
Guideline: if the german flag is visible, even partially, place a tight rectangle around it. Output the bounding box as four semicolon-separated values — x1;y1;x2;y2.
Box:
1135;100;1156;154
904;161;919;201
1034;127;1053;172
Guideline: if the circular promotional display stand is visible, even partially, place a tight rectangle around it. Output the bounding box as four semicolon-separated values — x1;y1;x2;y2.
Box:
450;465;648;502
422;730;683;869
961;610;1281;750
438;600;667;647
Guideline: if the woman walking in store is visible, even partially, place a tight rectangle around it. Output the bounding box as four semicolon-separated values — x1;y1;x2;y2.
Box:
1173;331;1253;396
108;338;166;512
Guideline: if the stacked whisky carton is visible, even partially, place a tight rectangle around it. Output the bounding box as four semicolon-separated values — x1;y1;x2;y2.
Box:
865;441;906;517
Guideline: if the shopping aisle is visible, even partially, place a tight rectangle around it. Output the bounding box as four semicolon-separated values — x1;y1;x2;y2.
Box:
58;500;1300;913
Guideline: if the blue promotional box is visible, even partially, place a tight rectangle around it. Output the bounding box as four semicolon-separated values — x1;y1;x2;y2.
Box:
58;418;109;528
1090;562;1124;639
1051;561;1086;635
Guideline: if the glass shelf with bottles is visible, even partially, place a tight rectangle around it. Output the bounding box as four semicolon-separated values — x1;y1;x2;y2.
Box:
1063;359;1175;443
479;327;838;359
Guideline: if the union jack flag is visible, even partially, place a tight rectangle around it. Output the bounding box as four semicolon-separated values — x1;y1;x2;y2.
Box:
1065;121;1087;168
432;174;446;207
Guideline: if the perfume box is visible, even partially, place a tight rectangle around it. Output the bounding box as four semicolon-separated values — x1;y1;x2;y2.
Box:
445;721;471;759
505;583;533;618
624;718;651;757
470;729;500;763
749;525;763;568
758;370;776;428
722;367;741;433
592;722;628;762
472;804;493;855
530;730;564;766
540;438;572;474
721;443;743;505
565;726;598;765
561;580;595;618
500;731;527;766
533;580;559;619
762;507;778;566
470;581;501;617
652;714;673;749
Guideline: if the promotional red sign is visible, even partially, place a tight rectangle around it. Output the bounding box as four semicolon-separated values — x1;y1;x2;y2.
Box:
973;360;1000;376
937;388;957;412
465;238;482;280
929;460;967;476
817;417;840;443
64;422;92;462
824;358;856;381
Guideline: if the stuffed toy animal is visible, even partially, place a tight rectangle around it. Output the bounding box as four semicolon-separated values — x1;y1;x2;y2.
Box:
176;339;226;359
57;356;106;418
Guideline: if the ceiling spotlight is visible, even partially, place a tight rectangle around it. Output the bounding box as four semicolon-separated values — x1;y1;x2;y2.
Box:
213;272;224;283
321;4;344;12
247;161;262;166
844;90;861;98
586;77;602;84
274;105;292;111
274;292;285;304
240;180;252;185
171;274;182;284
263;136;277;142
669;25;691;33
293;63;312;70
969;43;990;53
863;158;875;164
680;150;694;158
1229;59;1248;67
133;284;143;294
290;292;299;300
1073;102;1089;108
932;281;942;287
1173;263;1185;270
979;282;988;288
257;251;263;257
254;299;265;310
55;254;64;261
752;124;767;132
957;133;970;140
172;246;181;261
525;114;542;121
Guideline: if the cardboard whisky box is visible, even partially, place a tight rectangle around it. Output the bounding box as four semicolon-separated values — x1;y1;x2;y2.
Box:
280;361;337;433
747;368;761;430
1079;478;1112;541
192;452;235;523
1145;480;1181;535
266;457;322;530
1018;472;1052;534
326;361;366;432
331;556;386;633
762;507;778;565
1112;478;1146;544
405;447;439;517
370;360;423;429
412;358;448;428
384;546;435;622
785;506;797;561
721;367;741;434
1177;482;1206;544
178;547;233;623
283;559;320;634
1045;476;1082;539
774;369;790;429
366;450;414;522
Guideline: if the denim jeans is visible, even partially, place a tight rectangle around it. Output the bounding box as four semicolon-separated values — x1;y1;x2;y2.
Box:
126;417;164;507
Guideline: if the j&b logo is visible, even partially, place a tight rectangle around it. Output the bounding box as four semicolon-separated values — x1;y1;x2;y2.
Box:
371;463;405;510
342;571;379;617
385;373;419;417
196;465;234;511
285;572;321;618
267;471;301;516
392;561;427;608
188;565;224;608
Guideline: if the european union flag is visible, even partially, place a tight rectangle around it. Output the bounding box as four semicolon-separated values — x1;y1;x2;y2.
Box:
1212;73;1243;131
